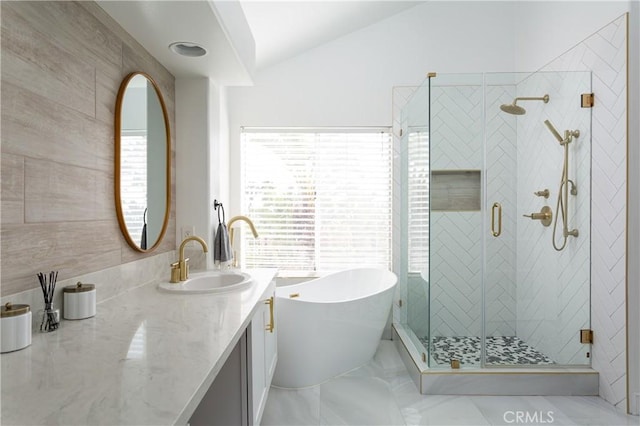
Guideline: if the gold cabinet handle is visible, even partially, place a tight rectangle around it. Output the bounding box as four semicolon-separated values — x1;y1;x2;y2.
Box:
491;202;502;237
264;297;274;333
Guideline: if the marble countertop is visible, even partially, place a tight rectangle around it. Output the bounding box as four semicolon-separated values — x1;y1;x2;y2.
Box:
1;268;278;425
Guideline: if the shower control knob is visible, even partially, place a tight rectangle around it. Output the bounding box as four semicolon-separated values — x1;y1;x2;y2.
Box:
534;189;550;198
523;206;553;227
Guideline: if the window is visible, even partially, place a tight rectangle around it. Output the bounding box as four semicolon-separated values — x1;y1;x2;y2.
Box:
240;128;392;275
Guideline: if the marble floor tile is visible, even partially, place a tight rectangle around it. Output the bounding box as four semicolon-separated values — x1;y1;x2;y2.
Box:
261;386;321;426
262;340;639;426
544;396;639;425
345;341;414;391
319;375;406;426
470;395;576;425
394;391;491;426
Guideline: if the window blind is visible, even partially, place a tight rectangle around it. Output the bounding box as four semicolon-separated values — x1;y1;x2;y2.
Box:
241;129;392;275
407;129;429;273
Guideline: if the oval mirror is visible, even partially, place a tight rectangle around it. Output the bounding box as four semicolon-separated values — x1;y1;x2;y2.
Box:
115;72;170;252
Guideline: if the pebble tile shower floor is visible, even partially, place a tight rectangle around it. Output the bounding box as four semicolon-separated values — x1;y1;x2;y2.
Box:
423;336;555;366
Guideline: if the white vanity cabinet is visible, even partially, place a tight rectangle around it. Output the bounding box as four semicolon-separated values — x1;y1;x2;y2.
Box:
248;279;277;425
188;275;277;426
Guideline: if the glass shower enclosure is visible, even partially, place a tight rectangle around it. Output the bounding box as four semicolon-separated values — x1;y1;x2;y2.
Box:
396;71;592;369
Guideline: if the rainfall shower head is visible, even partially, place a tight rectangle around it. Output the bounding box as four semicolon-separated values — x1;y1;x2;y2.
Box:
500;103;526;115
500;94;550;115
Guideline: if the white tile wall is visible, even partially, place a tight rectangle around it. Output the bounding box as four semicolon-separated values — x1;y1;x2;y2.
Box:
427;85;485;339
429;211;483;337
514;70;592;366
537;14;628;411
485;85;518;338
404;84;521;340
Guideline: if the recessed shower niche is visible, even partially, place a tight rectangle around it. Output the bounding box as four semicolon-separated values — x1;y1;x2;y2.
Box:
430;170;481;211
395;71;596;394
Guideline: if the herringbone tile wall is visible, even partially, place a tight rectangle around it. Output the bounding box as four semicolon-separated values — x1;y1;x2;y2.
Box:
538;14;628;411
485;84;518;338
514;70;592;366
429;85;484;338
406;84;522;340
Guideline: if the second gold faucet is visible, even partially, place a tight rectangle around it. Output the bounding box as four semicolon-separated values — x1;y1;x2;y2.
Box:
227;216;259;268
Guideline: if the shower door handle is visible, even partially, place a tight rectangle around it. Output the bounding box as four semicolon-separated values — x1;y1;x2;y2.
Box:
491;202;502;237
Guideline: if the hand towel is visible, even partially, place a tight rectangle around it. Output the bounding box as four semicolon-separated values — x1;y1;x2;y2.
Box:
140;208;148;250
214;222;233;265
140;224;147;250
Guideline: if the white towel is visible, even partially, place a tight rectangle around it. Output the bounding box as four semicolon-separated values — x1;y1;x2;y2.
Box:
214;222;233;265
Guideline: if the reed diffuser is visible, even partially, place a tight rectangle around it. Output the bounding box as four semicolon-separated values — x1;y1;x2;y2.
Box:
37;271;59;332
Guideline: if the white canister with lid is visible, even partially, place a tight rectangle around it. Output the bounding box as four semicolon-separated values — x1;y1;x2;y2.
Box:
63;282;96;320
1;302;32;353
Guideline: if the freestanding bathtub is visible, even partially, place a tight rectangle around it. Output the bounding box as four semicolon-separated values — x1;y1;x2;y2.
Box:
272;268;397;388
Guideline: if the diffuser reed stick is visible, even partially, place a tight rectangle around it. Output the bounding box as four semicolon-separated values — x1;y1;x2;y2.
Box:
37;271;59;332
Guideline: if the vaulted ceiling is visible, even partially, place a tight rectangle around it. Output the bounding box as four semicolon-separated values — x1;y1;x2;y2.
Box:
239;1;424;70
98;1;425;83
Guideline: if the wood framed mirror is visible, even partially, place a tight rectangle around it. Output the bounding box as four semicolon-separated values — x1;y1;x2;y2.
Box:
115;72;171;252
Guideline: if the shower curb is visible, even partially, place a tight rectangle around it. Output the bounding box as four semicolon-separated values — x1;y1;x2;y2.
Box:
392;325;599;396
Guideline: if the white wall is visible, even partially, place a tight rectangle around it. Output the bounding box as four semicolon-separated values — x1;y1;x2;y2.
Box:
209;83;230;244
176;78;215;268
176;77;232;269
227;1;516;212
513;1;631;72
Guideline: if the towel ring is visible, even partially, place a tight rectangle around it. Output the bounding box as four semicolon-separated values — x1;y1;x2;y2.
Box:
214;200;225;224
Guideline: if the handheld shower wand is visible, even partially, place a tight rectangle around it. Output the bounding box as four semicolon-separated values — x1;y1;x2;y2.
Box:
544;119;564;143
544;120;580;251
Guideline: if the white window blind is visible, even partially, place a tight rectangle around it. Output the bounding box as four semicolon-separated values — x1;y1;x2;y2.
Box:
240;129;392;275
407;129;429;273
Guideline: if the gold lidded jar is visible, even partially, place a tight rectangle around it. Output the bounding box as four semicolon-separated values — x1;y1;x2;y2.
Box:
1;302;32;353
63;282;96;320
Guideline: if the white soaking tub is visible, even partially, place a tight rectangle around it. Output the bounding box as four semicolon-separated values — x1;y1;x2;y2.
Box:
272;268;397;388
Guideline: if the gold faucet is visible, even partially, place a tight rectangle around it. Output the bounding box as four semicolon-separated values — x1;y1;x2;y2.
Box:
227;216;258;267
171;236;209;283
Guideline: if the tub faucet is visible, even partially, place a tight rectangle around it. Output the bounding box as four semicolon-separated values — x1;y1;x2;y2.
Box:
227;215;259;268
171;235;209;283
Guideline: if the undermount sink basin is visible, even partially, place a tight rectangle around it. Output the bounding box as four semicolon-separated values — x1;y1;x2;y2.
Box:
158;271;253;294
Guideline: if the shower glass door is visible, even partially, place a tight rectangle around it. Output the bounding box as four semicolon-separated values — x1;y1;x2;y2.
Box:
400;79;432;368
398;71;592;369
483;71;592;367
427;73;484;368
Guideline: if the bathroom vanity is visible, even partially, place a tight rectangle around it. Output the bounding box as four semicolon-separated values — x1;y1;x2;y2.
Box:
0;268;278;425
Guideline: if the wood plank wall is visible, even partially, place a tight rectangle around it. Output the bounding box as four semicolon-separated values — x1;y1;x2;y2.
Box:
1;1;176;296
